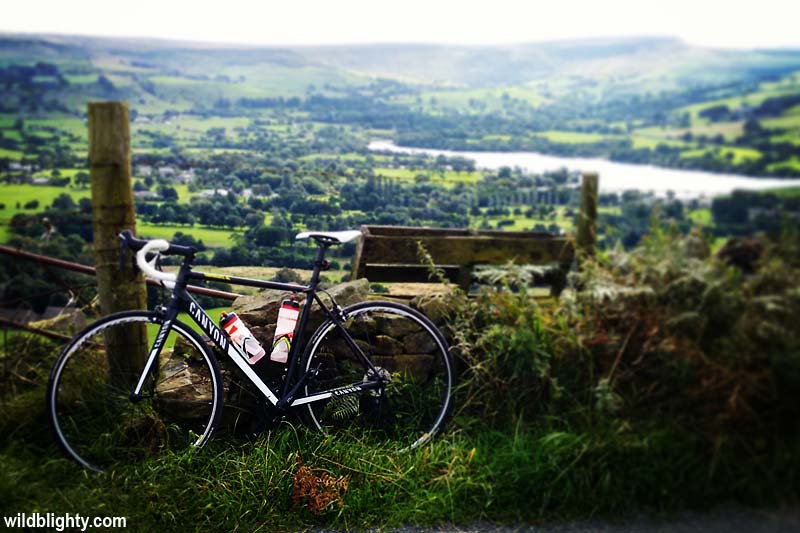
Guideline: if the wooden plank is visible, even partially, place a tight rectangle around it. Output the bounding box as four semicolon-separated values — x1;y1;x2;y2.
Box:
362;225;554;239
360;234;574;267
576;172;598;257
363;264;462;284
350;230;366;279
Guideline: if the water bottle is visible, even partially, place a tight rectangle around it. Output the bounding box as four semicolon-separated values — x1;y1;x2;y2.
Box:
271;298;300;363
220;312;266;364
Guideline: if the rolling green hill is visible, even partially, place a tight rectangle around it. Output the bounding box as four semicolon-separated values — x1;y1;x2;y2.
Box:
1;32;800;188
3;34;800;109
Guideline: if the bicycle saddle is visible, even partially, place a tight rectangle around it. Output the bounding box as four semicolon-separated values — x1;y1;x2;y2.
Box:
295;230;362;245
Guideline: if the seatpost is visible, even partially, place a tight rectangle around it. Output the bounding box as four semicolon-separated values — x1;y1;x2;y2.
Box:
308;243;329;289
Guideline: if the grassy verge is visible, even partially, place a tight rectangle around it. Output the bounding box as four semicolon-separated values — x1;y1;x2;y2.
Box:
1;409;796;531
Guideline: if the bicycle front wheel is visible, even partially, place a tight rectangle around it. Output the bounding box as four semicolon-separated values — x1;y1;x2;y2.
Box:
301;301;454;451
47;311;223;472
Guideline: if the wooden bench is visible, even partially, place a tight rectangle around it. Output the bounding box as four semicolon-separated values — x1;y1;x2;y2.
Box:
350;225;576;295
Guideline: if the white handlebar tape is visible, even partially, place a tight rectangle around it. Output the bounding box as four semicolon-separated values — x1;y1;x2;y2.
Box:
136;240;178;285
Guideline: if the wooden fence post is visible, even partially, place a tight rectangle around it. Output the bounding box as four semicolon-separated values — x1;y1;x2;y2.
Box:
88;101;148;386
576;172;598;258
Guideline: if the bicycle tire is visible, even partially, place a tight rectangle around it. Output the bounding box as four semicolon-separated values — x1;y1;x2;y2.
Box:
300;300;455;451
47;310;224;472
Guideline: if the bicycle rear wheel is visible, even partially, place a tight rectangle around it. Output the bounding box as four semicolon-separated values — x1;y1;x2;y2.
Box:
301;301;454;451
47;311;223;472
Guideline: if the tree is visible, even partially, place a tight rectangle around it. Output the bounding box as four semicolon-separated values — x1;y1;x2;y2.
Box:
743;118;764;139
51;193;76;210
245;212;264;228
698;105;731;123
158;186;178;202
74;171;90;188
245;224;290;247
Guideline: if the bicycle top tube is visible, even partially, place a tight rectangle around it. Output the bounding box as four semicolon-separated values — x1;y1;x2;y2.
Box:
120;227;359;292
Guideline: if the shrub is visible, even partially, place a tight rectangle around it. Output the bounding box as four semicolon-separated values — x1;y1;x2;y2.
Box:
441;225;800;442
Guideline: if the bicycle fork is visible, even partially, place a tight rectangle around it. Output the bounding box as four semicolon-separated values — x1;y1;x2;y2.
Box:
129;306;176;403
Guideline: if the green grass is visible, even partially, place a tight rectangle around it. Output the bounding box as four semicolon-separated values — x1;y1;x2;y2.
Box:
300;152;389;163
0;184;92;242
392;86;549;113
374;167;485;186
770;186;800;197
1;410;796;531
173;183;192;203
474;206;577;233
24;116;88;139
770;132;800;146
679;146;762;164
0;147;24;159
629;136;691;150
688;208;712;226
141;306;230;347
762;114;800;131
535;131;613;144
679;84;800;123
767;158;800;173
178;306;230;336
137;222;239;248
722;146;762;163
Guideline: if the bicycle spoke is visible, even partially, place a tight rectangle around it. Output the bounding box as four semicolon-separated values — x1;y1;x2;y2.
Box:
303;302;454;450
48;313;222;472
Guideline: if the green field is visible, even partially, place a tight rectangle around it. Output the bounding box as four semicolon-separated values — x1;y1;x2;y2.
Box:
629;135;691;150
771;186;800;197
535;130;614;144
687;207;712;225
0;184;91;238
374;167;485;185
0;147;24;159
474;206;580;233
679;146;762;164
137;222;239;248
679;83;800;123
763;114;800;130
768;158;800;172
0;185;238;247
392;85;550;113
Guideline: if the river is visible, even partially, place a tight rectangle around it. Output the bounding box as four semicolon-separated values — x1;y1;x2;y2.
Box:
368;140;800;198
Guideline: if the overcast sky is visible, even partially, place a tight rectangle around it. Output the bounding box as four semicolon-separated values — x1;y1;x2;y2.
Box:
3;0;799;49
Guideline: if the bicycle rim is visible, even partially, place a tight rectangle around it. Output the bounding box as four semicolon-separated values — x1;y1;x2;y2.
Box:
47;312;222;472
302;302;453;451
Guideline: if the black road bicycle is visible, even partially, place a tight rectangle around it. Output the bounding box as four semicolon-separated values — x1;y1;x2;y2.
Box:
47;230;455;472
